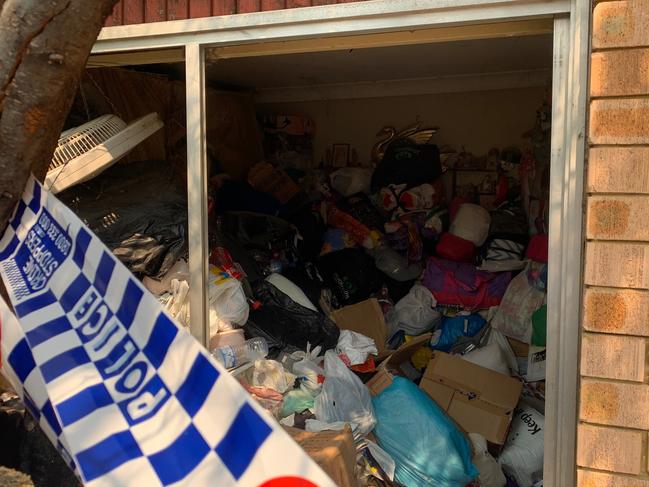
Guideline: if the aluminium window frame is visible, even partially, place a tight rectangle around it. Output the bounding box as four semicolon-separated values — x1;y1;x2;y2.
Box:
91;1;590;485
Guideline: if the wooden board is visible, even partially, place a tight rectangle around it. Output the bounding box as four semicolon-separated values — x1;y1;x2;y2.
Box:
262;0;286;11
107;1;124;26
237;0;261;13
212;0;237;15
286;0;310;8
145;0;166;22
123;0;145;24
190;0;213;18
167;0;189;20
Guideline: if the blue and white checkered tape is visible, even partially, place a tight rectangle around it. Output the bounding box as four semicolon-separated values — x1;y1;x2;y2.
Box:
0;176;335;487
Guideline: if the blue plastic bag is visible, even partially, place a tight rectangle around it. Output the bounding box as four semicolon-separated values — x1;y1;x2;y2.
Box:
372;377;478;487
430;314;486;352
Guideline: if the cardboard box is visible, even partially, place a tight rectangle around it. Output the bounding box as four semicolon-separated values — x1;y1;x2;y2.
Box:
420;351;523;445
284;425;358;487
507;337;530;358
365;334;432;396
331;299;389;357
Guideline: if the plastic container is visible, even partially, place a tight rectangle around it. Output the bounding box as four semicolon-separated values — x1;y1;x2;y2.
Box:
211;337;269;369
209;328;245;351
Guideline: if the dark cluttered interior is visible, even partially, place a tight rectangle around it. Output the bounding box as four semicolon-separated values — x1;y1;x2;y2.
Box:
52;35;552;487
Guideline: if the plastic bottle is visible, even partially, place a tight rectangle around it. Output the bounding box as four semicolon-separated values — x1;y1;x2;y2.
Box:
211;337;269;369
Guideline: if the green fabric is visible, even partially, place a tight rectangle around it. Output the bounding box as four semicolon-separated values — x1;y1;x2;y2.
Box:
280;389;315;419
531;304;547;347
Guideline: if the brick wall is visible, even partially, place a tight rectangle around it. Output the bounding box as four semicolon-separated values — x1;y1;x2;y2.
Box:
580;1;649;485
105;0;366;26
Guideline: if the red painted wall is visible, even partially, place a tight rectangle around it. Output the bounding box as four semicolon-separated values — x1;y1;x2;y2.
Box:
104;0;366;26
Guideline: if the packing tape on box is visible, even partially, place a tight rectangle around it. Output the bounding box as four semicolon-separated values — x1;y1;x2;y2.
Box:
0;175;334;487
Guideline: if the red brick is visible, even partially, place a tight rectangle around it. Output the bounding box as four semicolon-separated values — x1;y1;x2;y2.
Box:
286;0;311;7
590;98;649;145
580;333;645;382
262;0;286;10
577;424;643;474
588;147;649;194
584;242;649;289
580;379;649;430
593;1;649;49
578;470;649;487
592;49;649;97
167;0;188;20
212;0;236;15
312;0;337;4
584;288;649;336
237;0;261;13
586;196;649;241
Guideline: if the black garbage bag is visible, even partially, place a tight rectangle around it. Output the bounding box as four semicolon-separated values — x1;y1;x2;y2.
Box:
245;280;340;357
282;204;326;261
281;263;327;312
59;160;187;278
214;179;281;215
371;140;442;193
317;248;382;307
217;211;299;252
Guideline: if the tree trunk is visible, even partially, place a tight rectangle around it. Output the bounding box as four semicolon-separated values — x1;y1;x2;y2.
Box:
0;0;118;303
0;2;117;481
0;0;118;228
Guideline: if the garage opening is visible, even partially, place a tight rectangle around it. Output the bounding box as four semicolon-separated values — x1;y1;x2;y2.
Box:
49;22;561;487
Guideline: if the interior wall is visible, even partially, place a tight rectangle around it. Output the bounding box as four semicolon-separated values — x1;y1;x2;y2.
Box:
257;86;547;166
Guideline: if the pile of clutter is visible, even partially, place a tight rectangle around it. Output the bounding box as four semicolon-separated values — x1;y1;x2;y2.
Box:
65;109;550;487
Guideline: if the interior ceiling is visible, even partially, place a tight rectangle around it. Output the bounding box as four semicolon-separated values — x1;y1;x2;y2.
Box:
206;34;553;89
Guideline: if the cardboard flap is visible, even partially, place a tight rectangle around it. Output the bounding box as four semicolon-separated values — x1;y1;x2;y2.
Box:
331;299;388;354
366;333;433;396
447;394;512;444
387;333;432;367
426;352;522;410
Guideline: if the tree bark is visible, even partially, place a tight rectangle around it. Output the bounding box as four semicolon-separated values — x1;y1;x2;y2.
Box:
0;0;117;304
0;0;118;228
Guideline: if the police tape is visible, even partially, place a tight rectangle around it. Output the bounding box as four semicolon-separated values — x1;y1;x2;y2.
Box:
0;176;335;487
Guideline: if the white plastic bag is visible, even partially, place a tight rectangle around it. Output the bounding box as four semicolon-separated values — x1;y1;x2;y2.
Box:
470;433;506;487
488;327;520;375
366;439;396;481
450;204;491;246
335;330;377;366
386;284;440;336
208;265;249;337
492;265;545;343
160;278;190;328
526;346;546;382
292;344;325;395
462;343;510;376
373;246;423;282
250;359;296;394
329;167;372;197
498;406;545;487
144;258;190;295
315;350;376;435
